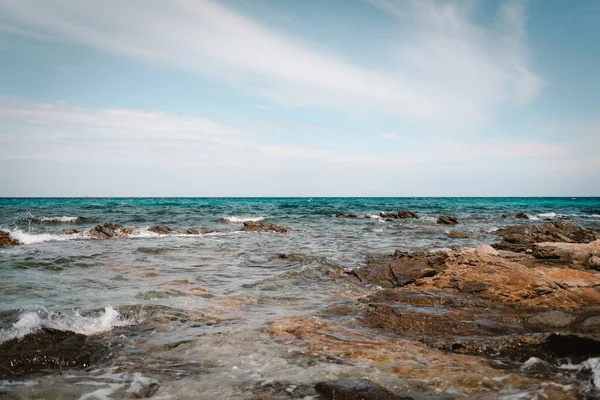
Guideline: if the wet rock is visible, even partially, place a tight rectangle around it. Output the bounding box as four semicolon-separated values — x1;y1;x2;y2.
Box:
0;230;20;246
186;228;200;235
581;316;600;331
493;221;599;253
0;328;105;377
64;229;79;235
348;213;358;218
448;231;470;239
148;225;176;234
269;253;308;262
380;212;398;219
130;382;160;398
437;216;458;225
90;223;132;239
527;311;576;328
241;221;289;233
546;334;600;361
335;213;346;218
502;213;530;219
398;210;419;219
315;379;413;400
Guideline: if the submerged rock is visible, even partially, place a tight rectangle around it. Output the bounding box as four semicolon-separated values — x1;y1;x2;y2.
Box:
0;328;105;377
437;216;458;225
0;230;20;246
148;225;176;234
502;213;530;219
493;221;599;253
315;379;412;400
186;228;200;235
380;212;398;219
448;231;470;238
241;221;289;233
64;229;79;235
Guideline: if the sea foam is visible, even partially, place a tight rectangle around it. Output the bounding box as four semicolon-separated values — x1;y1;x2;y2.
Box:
7;228;87;245
0;306;134;343
219;216;265;223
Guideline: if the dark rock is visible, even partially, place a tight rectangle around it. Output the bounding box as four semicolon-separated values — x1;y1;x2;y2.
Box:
380;212;398;219
502;213;530;219
0;328;105;378
131;382;160;398
546;334;600;361
335;213;346;218
448;231;470;238
270;253;308;262
348;213;358;218
315;379;413;400
148;225;176;234
90;223;131;239
186;228;200;235
0;230;20;246
64;229;79;235
398;210;418;219
241;221;289;233
437;216;458;225
527;311;576;328
493;221;599;252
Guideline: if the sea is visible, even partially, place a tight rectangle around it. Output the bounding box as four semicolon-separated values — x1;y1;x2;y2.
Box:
1;197;600;399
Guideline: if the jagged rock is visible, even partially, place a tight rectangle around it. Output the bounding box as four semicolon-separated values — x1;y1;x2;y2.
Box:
437;216;458;225
89;223;132;239
398;210;418;219
148;226;176;234
448;231;470;238
502;213;530;219
493;221;599;252
0;328;105;378
241;221;289;233
532;240;600;268
64;229;79;235
380;212;398;219
348;213;358;218
186;228;200;235
315;380;412;400
0;230;20;246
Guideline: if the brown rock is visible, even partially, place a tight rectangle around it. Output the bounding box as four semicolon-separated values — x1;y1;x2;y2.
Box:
90;223;131;239
397;210;418;219
532;241;600;267
148;225;176;234
186;228;200;235
241;221;289;233
335;213;346;218
448;231;470;238
502;213;530;219
64;229;79;235
437;216;458;225
380;212;398;219
315;380;412;400
493;221;599;252
0;230;20;246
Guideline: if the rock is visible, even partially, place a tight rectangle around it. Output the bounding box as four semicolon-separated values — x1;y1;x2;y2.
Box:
186;228;200;235
90;223;131;239
398;210;419;219
527;311;576;328
0;230;20;246
64;229;79;235
335;213;346;218
582;316;600;331
315;379;413;400
532;240;600;267
437;216;458;225
493;221;599;253
502;213;530;219
348;213;358;218
241;221;289;233
545;334;600;361
380;212;398;219
0;328;105;378
270;253;308;262
130;382;160;398
448;231;470;238
148;225;176;234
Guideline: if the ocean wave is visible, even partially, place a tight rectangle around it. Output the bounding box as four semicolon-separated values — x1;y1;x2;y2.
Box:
0;306;134;343
219;216;265;223
7;228;88;245
16;213;90;225
529;213;600;220
559;357;600;389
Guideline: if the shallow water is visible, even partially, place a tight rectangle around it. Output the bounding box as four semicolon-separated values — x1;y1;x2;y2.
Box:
1;197;600;399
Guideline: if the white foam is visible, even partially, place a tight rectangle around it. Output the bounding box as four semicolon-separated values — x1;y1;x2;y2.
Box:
560;357;600;388
220;216;265;223
8;228;87;245
36;216;81;223
0;306;135;343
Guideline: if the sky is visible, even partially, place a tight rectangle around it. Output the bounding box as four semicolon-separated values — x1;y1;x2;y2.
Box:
0;0;598;197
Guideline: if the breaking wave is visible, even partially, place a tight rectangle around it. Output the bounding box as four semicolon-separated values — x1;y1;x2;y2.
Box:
219;216;265;223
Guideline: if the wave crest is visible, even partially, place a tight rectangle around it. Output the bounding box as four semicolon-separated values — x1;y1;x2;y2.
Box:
219;216;265;223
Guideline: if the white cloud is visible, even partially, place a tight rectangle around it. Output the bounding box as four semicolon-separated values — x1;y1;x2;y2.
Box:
0;0;542;129
379;133;397;140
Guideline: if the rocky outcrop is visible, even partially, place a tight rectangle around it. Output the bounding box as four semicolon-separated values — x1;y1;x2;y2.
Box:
379;212;398;219
148;225;177;234
493;221;599;252
186;228;200;235
502;213;530;219
64;229;79;235
315;380;413;400
398;210;418;219
241;221;289;233
0;328;105;378
90;223;132;239
437;216;458;225
532;240;600;269
0;230;20;246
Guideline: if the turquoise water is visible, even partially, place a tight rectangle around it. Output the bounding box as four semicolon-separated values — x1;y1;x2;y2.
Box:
1;197;599;398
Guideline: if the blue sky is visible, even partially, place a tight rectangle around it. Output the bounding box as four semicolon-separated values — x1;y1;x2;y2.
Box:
0;0;598;196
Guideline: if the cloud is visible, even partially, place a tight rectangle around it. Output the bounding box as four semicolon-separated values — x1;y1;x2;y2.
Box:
0;0;542;129
379;133;397;140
